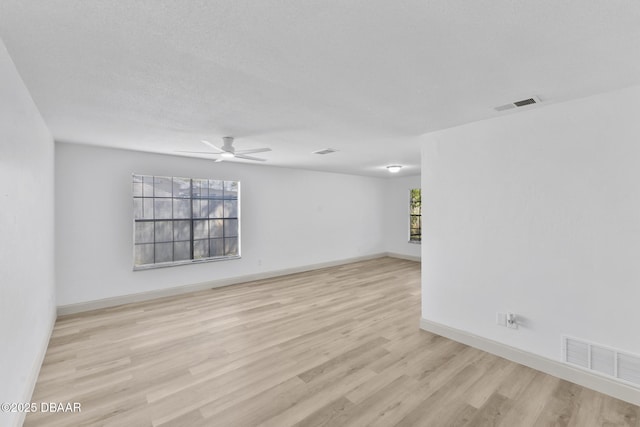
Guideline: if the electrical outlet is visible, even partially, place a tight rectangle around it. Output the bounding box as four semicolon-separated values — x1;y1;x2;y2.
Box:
507;312;518;329
496;312;506;327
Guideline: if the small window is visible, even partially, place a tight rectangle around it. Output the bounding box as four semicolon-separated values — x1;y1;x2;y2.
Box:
133;174;240;269
410;188;421;243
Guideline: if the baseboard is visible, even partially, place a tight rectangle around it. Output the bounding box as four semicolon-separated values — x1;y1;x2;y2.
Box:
385;252;421;262
57;253;388;316
420;318;640;406
13;308;56;427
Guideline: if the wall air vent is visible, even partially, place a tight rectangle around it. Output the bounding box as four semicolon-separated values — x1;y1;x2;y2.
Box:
563;336;640;388
565;338;589;368
494;96;541;112
312;148;338;155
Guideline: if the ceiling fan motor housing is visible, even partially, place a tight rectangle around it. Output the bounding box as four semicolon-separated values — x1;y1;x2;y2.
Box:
222;136;235;153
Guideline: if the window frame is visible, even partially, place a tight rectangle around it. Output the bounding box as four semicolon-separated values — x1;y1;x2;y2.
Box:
409;188;421;244
132;174;241;270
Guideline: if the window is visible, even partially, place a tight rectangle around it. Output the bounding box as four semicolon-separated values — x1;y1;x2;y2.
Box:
132;174;240;269
410;188;421;243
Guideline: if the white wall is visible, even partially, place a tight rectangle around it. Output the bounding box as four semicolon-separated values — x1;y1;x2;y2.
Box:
56;143;387;306
421;85;640;363
0;41;56;427
384;174;421;260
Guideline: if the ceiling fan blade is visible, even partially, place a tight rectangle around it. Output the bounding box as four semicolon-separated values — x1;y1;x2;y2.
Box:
234;154;267;162
214;158;224;163
234;147;272;155
176;150;221;155
201;140;224;153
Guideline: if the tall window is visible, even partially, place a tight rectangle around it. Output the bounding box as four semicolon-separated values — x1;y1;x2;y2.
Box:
133;174;240;269
410;188;421;243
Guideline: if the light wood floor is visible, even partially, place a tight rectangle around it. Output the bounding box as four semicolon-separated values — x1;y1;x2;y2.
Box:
27;257;638;426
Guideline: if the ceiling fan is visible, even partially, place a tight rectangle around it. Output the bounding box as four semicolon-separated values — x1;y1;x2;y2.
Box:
178;136;272;162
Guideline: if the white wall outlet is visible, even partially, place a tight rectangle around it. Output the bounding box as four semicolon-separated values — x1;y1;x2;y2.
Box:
496;312;506;326
507;312;518;329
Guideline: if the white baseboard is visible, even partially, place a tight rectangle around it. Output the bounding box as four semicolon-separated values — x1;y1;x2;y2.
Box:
386;252;421;262
57;253;388;316
13;308;56;427
420;318;640;406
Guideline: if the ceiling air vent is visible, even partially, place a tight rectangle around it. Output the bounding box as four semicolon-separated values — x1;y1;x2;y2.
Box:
494;96;541;112
513;98;537;107
563;336;640;388
312;148;338;155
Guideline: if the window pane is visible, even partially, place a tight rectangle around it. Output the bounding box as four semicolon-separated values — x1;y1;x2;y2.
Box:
210;238;224;257
173;198;191;219
209;219;223;238
193;220;208;240
134;221;154;244
224;219;238;238
192;179;208;198
142;198;154;219
173;177;191;198
174;241;191;261
155;221;173;242
224;181;238;199
135;198;154;220
133;181;143;197
209;200;223;218
410;216;419;228
155;242;173;263
142;175;155;197
193;239;209;259
192;199;207;218
135;244;154;265
133;199;143;219
174;220;191;241
154;199;173;219
409;188;422;243
224;200;238;218
224;237;239;256
208;180;224;199
154;176;173;197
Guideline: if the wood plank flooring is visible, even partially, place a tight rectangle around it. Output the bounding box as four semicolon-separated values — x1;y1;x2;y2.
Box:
26;257;639;426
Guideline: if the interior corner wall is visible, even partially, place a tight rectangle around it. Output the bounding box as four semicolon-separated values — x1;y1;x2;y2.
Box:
384;174;421;259
0;41;56;427
55;143;387;306
421;85;640;362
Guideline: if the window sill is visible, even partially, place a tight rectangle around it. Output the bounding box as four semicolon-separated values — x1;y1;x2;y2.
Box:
133;255;241;271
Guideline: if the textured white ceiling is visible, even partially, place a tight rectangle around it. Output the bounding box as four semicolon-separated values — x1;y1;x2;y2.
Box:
1;1;640;176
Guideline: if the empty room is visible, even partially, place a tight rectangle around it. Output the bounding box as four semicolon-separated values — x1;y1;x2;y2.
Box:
1;1;640;426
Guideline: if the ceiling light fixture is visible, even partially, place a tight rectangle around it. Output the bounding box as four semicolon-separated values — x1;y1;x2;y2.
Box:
220;152;235;158
386;165;402;173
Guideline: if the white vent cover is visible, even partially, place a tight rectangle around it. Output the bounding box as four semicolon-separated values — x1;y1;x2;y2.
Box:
592;346;615;377
618;353;640;385
494;96;541;112
563;336;640;388
494;103;516;111
565;338;589;368
312;148;338;155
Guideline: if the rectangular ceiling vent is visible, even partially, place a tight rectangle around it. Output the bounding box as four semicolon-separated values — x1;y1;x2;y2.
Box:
562;336;640;388
312;148;338;155
494;96;541;112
